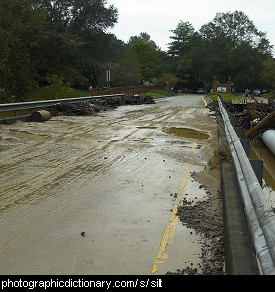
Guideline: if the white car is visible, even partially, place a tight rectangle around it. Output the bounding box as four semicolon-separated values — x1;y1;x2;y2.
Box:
197;88;205;94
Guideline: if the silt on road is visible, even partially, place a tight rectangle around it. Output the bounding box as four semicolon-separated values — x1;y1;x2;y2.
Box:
0;94;221;274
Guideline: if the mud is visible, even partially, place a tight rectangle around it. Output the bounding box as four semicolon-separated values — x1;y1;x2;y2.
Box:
0;103;223;275
167;169;224;275
164;128;210;140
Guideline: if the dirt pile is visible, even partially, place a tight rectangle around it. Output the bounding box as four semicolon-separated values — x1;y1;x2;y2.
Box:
166;170;225;275
52;94;155;116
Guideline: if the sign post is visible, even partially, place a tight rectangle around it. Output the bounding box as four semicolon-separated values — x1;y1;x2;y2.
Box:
106;70;111;89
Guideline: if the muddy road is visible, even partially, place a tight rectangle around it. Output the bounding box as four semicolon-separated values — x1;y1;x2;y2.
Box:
0;94;222;275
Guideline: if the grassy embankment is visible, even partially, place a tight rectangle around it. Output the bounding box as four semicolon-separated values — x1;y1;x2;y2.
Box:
145;90;175;98
207;91;274;101
206;92;242;101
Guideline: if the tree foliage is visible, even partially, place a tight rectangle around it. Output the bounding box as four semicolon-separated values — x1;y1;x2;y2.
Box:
0;0;121;101
128;32;158;49
168;21;197;58
0;0;47;101
128;42;162;82
168;11;273;91
0;6;274;102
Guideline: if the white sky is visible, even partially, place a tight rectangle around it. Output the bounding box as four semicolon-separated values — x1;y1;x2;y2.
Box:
107;0;275;54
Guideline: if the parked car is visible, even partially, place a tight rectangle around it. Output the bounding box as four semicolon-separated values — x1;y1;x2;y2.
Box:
197;88;205;94
253;89;261;96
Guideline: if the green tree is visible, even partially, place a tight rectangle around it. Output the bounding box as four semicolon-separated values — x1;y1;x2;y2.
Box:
198;11;273;86
168;11;273;91
167;21;200;89
128;42;162;82
107;58;141;87
168;21;197;58
36;0;118;33
35;0;119;89
261;57;275;96
128;32;158;49
200;11;272;54
0;0;46;101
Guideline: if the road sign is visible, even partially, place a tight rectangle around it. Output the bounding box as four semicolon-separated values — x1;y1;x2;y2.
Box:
232;99;247;105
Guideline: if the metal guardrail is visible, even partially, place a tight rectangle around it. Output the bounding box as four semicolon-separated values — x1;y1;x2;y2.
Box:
0;94;124;114
218;97;275;275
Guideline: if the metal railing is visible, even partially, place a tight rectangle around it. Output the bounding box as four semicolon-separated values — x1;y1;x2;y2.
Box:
218;97;275;274
0;94;124;115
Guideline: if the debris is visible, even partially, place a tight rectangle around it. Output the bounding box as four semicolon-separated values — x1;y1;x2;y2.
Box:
214;236;223;242
207;98;275;138
53;101;96;116
244;110;275;138
52;94;155;116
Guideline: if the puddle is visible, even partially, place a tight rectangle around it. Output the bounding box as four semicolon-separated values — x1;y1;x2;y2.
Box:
136;126;157;129
250;140;275;191
164;127;210;140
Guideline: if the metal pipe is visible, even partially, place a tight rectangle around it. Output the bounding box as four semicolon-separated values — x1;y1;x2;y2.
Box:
261;130;275;156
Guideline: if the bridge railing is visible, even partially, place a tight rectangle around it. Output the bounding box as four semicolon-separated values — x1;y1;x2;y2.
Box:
0;94;124;115
218;96;275;275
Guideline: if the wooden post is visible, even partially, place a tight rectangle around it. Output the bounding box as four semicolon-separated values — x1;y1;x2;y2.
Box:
244;110;275;138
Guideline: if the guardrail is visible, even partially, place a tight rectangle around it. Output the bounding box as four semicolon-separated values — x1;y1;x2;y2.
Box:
218;96;275;275
0;94;124;115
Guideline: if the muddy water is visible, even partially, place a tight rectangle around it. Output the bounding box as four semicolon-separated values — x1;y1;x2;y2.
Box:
250;140;275;207
164;128;210;140
0;105;220;274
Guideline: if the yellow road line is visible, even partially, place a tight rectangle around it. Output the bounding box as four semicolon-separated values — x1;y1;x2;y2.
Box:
151;145;197;274
202;96;208;107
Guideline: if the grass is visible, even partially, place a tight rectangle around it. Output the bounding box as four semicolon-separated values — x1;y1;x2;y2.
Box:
23;88;91;101
145;90;175;98
206;91;242;101
68;89;91;97
262;93;274;99
208;91;275;101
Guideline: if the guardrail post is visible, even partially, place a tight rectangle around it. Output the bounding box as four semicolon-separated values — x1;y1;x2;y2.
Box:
241;139;250;156
249;160;263;187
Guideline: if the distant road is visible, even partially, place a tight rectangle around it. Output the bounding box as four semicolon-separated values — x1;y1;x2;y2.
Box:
155;94;208;107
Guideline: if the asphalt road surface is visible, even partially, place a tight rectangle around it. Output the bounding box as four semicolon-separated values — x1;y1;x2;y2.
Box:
0;94;220;275
155;94;208;107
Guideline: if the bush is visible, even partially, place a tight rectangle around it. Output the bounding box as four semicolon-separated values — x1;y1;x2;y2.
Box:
23;75;73;101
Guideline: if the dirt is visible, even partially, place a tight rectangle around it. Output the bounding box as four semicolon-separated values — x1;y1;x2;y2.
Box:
165;166;225;275
51;94;155;116
0;99;225;275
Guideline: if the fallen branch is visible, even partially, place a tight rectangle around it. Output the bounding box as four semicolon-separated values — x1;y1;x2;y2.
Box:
244;110;275;138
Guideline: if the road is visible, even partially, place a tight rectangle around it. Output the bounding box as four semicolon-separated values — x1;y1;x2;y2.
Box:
0;94;221;275
155;94;208;107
